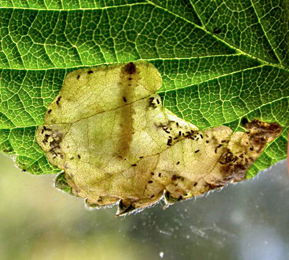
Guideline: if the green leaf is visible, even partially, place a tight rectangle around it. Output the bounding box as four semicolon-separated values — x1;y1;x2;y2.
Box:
0;0;288;179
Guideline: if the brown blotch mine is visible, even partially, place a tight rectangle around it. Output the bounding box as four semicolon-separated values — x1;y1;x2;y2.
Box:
36;61;282;217
218;120;282;183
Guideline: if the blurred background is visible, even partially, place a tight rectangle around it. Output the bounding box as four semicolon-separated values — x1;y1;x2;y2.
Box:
0;154;288;260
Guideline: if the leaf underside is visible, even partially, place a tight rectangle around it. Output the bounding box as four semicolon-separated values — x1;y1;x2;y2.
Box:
0;1;288;182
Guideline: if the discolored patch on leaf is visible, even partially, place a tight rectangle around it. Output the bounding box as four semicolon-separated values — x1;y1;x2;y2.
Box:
36;62;282;216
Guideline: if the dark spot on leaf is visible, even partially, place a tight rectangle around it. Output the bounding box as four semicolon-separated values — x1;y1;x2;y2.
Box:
241;117;249;127
195;150;200;153
56;96;62;105
2;148;13;153
48;109;52;114
124;62;136;74
176;161;180;165
149;97;158;108
77;154;81;159
88;70;93;74
123;97;127;102
77;75;80;79
172;175;178;181
131;164;137;166
148;180;153;183
213;27;221;34
215;144;223;153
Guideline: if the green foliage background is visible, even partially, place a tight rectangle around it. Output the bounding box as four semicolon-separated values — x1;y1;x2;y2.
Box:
0;0;288;178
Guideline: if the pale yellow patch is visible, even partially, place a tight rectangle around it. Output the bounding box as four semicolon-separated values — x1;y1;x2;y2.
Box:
36;62;282;216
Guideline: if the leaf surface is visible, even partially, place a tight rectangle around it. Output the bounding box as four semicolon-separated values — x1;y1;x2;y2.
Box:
0;0;288;178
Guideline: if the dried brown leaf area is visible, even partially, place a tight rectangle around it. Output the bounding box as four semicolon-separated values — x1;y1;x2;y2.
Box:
36;62;282;216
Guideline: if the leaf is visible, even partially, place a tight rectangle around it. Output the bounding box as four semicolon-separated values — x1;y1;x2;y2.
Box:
0;1;288;180
36;62;282;215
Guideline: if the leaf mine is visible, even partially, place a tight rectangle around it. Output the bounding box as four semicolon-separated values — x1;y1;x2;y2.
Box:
36;62;282;216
